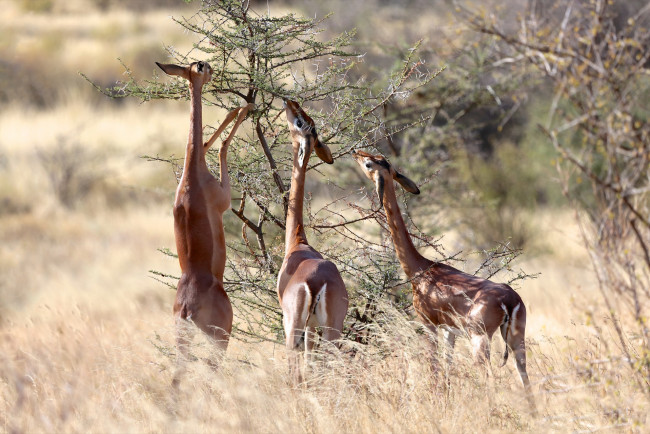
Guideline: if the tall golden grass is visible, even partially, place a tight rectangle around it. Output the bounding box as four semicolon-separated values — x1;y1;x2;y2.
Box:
1;1;648;432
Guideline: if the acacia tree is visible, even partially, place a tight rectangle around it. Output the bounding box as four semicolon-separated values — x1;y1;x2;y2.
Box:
94;0;442;344
455;0;650;394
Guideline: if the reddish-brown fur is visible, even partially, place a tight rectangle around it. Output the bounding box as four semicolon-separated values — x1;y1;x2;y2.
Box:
155;61;252;386
277;101;349;384
352;150;535;410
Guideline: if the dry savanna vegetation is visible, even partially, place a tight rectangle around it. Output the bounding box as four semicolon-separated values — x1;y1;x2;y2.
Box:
1;0;649;432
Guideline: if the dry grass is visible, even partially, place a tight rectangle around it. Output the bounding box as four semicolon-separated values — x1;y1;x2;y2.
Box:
3;250;648;433
1;1;649;432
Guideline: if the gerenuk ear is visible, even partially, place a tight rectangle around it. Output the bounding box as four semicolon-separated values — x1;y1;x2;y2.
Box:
314;140;334;164
394;172;420;195
375;175;385;207
155;62;191;80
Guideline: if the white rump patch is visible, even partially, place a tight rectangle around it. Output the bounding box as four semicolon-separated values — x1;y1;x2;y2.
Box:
510;303;521;336
313;283;328;325
500;303;508;318
301;283;312;324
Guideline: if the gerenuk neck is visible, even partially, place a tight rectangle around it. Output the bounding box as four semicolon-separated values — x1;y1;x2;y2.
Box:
284;140;310;253
184;81;205;175
382;179;430;278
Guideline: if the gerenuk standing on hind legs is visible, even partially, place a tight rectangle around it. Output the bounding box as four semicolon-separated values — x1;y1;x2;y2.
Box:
155;60;253;387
